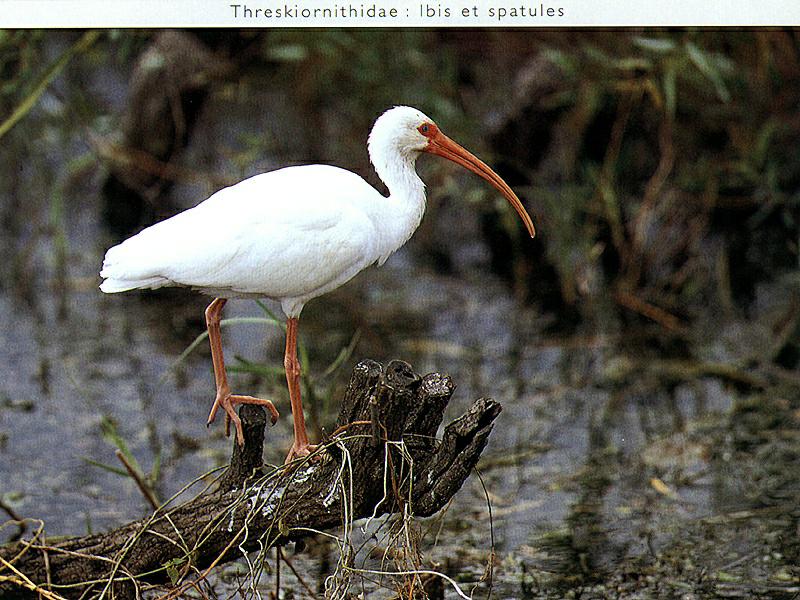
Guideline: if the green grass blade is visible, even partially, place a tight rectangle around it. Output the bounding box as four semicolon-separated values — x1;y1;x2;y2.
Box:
230;356;287;378
322;329;361;378
255;300;285;329
81;457;129;478
150;449;162;483
159;316;284;383
100;416;143;475
0;30;100;140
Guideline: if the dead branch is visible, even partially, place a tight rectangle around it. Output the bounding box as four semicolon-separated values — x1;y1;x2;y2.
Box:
0;359;501;599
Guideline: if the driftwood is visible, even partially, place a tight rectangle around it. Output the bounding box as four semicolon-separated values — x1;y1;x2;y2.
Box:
0;359;501;599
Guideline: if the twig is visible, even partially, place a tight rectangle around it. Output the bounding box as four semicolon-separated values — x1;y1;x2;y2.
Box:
0;520;45;574
329;420;373;439
281;551;320;599
473;467;495;599
0;498;27;542
275;546;281;599
0;499;24;525
89;133;234;189
629;113;676;285
114;450;159;512
614;289;684;333
0;557;68;600
345;568;472;600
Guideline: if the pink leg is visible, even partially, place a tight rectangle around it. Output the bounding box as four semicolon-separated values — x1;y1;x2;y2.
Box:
205;298;279;446
284;317;317;463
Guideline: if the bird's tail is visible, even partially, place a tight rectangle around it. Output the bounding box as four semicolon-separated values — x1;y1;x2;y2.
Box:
99;276;168;293
99;243;171;293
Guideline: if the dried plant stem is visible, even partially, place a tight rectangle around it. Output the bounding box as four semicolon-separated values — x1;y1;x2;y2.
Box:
114;450;159;512
0;360;500;599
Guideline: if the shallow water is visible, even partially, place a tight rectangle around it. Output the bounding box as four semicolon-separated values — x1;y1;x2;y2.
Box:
2;34;799;598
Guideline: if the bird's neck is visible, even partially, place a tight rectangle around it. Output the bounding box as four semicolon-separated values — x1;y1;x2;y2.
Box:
372;149;427;263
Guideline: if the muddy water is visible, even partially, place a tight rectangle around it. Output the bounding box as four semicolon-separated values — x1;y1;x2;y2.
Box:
2;42;799;598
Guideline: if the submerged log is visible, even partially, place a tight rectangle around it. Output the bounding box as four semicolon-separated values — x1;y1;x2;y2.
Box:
0;360;500;599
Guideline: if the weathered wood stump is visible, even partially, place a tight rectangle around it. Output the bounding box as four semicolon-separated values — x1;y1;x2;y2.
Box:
0;360;500;598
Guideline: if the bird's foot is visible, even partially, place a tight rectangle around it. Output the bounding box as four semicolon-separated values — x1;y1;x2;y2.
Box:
284;441;320;465
207;390;279;446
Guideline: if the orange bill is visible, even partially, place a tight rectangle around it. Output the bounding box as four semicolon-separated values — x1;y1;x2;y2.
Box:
424;127;536;238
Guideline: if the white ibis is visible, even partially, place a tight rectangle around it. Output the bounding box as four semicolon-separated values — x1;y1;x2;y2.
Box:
99;106;535;462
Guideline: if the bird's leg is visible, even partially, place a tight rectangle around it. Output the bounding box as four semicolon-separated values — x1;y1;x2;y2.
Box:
284;317;318;463
204;298;279;446
205;298;229;428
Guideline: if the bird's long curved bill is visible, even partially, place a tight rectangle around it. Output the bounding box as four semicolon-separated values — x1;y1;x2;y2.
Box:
425;132;536;238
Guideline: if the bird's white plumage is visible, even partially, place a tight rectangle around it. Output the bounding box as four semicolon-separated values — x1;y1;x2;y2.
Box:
99;105;536;457
100;107;433;317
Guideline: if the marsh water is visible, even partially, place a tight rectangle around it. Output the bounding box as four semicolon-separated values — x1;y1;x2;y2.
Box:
2;33;800;599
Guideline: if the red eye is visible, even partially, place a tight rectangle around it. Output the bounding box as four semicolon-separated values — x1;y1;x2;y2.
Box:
418;122;435;137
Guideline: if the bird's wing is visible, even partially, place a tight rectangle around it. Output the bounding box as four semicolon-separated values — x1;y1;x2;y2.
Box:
100;165;381;299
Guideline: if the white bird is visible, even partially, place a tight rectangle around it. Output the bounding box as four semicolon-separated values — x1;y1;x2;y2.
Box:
100;106;535;463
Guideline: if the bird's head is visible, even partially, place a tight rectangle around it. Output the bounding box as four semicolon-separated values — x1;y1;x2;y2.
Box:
368;106;435;156
369;106;536;238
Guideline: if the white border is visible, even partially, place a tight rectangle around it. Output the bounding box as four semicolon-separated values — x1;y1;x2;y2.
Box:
1;0;799;28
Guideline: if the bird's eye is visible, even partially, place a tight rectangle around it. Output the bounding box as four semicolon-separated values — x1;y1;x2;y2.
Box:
418;123;434;137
